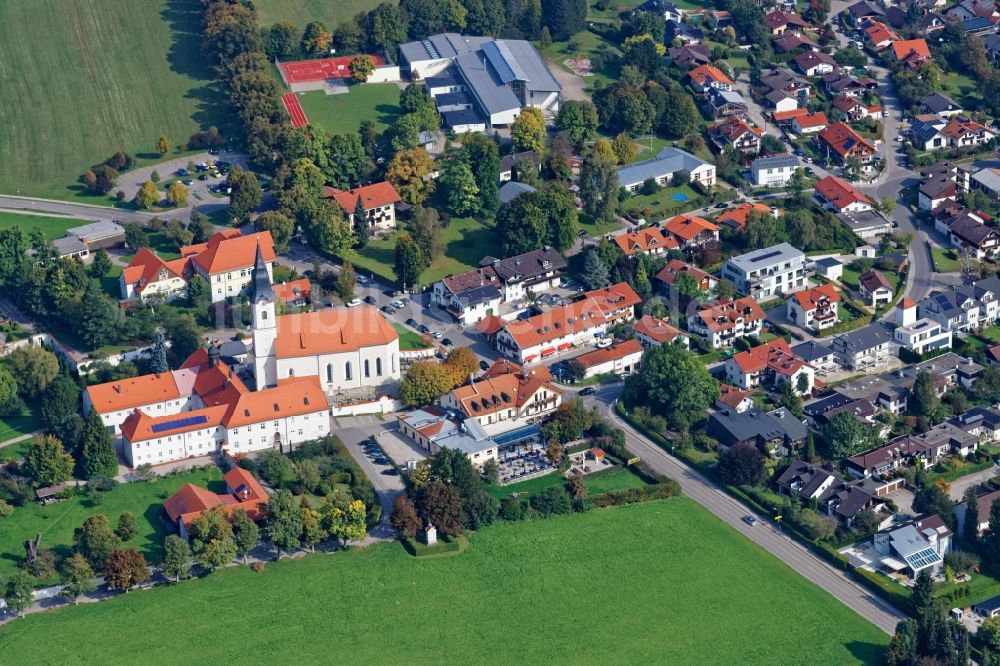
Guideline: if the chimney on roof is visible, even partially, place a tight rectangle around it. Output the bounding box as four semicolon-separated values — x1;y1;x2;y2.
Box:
115;384;121;394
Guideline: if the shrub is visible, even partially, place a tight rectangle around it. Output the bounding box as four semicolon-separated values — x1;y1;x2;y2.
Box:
251;561;265;573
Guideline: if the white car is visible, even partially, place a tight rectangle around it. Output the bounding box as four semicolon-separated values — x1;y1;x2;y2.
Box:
346;298;362;307
390;300;405;309
356;275;368;284
595;337;613;349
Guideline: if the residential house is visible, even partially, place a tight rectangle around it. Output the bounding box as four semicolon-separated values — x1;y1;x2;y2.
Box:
917;275;1000;332
440;363;562;428
859;269;894;307
985;33;1000;60
724;338;816;394
891;38;933;69
787;283;841;333
715;202;776;231
616;147;716;192
931;204;999;259
950;406;1000;445
792;340;839;374
795;50;838;76
954;488;1000;534
498;181;536;204
584;282;642;325
814;257;844;281
431;272;503;325
721;242;807;300
920;92;964;118
639;0;683;22
322;182;402;233
668;43;712;68
716;384;754;413
862;20;901;50
946;0;999;22
816;122;877;166
665;19;706;46
272;279;312;308
910;114;997;151
776;460;885;524
773;31;818;52
760;69;813;102
791;111;829;135
707;116;763;155
479;247;567;302
655;259;718;305
182;230;275;303
893;298;953;355
711;10;732;28
398;407;498;467
867;515;953;578
572;339;644;378
831;323;894;370
688;64;734;93
499;150;541;183
973;167;1000;199
163;465;269;539
765;9;810;33
633;315;689;348
119;248;190;302
832;95;880;121
614;227;679;257
492;298;609;363
750;154;800;187
765;89;799;113
918;164;963;210
847;0;886;25
814;175;874;212
707;407;807;456
822;72;877;97
704;87;750;119
687;296;766;348
662;214;721;249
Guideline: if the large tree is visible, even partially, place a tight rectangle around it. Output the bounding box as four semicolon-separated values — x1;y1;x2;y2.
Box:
511;107;546;154
963;486;980;547
80;409;118;479
441;158;480;217
556;100;599;145
390;494;421;537
464;134;500;219
229;166;264;223
387;148;435;204
822;411;876;460
255;211;295;253
408;206;444;263
394;233;425;289
232;508;260;564
581;249;610;290
541;0;586;40
73;514;121;570
400;361;453;406
265;489;303;557
717;442;766;487
579;151;619;223
415;479;463;536
79;280;121;348
104;548;150;592
912;371;941;421
622;343;719;431
40;375;80;430
4;571;35;615
162;534;193;581
22;435;74;488
60;552;96;603
6;345;59;399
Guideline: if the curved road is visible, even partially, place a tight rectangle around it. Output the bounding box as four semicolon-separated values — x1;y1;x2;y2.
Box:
585;384;905;635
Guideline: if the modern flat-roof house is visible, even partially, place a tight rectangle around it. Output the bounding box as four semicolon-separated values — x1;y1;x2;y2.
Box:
839;209;893;240
707;407;808;456
814;175;874;213
687;297;766;348
831;323;894;371
616;147;716;192
721;242;806;301
750;153;800;187
868;514;952;578
399;34;561;127
893;298;952;355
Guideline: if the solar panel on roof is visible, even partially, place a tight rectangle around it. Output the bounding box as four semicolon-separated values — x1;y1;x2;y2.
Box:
751;250;782;263
423;39;439;59
151;414;208;433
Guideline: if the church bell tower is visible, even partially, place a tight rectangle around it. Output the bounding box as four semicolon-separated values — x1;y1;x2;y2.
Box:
251;243;277;390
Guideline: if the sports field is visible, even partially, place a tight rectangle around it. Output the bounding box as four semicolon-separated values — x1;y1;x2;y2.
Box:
0;0;230;199
0;499;887;664
297;84;403;135
253;0;386;28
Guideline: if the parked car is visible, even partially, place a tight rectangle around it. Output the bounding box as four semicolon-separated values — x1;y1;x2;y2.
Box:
390;300;405;309
364;295;377;305
346;298;362;307
803;167;814;176
432;331;443;339
381;305;395;315
579;387;596;396
356;275;368;284
405;318;418;327
182;179;194;186
595;337;613;348
176;168;188;176
381;468;399;476
441;338;453;347
419;324;430;334
480;360;490;371
714;202;728;209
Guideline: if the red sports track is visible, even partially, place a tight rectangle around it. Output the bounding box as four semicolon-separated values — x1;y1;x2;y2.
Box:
282;93;308;128
278;55;386;83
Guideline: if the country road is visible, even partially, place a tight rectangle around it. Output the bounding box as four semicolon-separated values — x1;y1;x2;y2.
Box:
583;383;906;635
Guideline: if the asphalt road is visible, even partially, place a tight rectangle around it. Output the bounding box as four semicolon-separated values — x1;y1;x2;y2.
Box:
581;383;905;635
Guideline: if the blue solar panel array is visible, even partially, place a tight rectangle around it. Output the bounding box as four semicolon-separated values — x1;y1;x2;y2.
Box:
151;414;209;434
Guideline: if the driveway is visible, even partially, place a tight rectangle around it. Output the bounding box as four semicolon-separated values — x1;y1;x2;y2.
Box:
949;464;999;501
545;59;588;102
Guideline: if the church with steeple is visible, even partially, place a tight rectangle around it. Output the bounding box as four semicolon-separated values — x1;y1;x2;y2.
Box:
248;243;401;394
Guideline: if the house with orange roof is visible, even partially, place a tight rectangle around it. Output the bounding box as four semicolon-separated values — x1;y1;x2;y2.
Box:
84;370;190;434
654;259;718;308
272;278;312;307
440;364;562;428
724;338;816;395
716;384;754;413
494;297;609;363
662;214;720;248
119;248;191;302
862;20;900;50
814;175;874;213
816;122;877;166
584;282;642;325
687;296;766;348
182;230;276;302
571;339;644;379
787;283;841;332
911;114;998;151
791;111;829;135
890;38;932;68
322;181;402;233
832;95;878;121
707;116;763;155
688;64;734;94
633;315;689;348
614;227;679;257
715;202;774;232
163;462;270;539
772;108;810;124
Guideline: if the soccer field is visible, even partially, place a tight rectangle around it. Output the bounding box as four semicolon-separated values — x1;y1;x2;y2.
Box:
253;0;388;29
0;498;888;664
0;0;230;200
296;83;404;135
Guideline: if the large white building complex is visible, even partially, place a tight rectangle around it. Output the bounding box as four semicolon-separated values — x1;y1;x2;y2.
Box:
399;33;561;129
722;243;807;301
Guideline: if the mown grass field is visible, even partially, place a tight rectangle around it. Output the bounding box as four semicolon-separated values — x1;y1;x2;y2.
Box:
487;465;647;500
253;0;384;29
0;409;41;448
295;84;403;135
0;467;223;581
0;498;887;664
0;0;230;199
0;211;86;241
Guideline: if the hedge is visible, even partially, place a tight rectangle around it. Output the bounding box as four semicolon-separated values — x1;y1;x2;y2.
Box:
591;481;681;507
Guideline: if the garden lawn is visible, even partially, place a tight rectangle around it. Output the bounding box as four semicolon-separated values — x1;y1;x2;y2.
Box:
0;437;33;462
0;0;231;200
295;84;403;135
539;30;623;89
0;211;85;241
978;326;1000;343
0;466;224;581
352;216;499;288
391;323;431;351
252;0;384;28
0;407;41;446
931;248;962;273
0;498;888;664
620;184;703;220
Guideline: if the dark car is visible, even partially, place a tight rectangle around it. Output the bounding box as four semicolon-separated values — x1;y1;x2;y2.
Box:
364;295;377;305
804;167;814;176
715;202;728;209
579;387;596;396
381;468;399;476
176;167;188;176
479;360;490;371
406;318;418;327
419;324;430;334
441;338;453;347
198;174;208;181
578;229;588;237
381;305;395;315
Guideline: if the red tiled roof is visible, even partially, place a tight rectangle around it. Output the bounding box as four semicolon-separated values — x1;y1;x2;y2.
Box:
185;231;275;275
773;108;810;122
272;278;312;303
120;405;227;442
790;283;840;310
574;339;644;369
715;203;772;231
832;95;863;113
863;21;900;45
634;315;685;343
501;298;608;349
891;39;931;61
730;339;806;378
817;123;876;158
274;306;397;359
322;181;401;212
793;111;829;129
655;259;716;287
689;64;734;87
86;372;182;414
814;175;874;210
583;282;642;316
695;297;765;333
121;248;190;293
718;383;752;409
709;116;763;143
163;484;224;524
614;228;679;256
663;214;720;242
